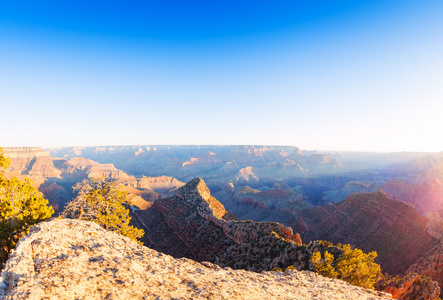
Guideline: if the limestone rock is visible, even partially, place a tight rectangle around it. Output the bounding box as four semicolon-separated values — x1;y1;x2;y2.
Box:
0;219;392;300
235;166;259;182
136;175;184;192
0;147;183;214
1;147;61;185
132;178;310;272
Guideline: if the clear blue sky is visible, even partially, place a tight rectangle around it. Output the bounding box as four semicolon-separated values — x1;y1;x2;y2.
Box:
1;0;442;152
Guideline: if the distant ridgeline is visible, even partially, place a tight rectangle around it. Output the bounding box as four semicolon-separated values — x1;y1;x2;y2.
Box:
48;145;443;212
48;145;343;181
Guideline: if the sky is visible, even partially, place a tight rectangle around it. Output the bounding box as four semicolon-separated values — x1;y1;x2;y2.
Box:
1;0;442;152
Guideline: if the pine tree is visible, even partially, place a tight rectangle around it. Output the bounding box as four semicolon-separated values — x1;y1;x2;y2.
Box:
0;147;54;268
62;178;144;242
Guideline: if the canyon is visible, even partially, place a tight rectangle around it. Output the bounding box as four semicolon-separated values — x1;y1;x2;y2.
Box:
0;218;393;300
1;147;185;212
1;145;443;298
131;178;307;272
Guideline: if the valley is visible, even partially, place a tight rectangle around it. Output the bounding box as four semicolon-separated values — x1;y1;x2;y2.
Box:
1;145;443;299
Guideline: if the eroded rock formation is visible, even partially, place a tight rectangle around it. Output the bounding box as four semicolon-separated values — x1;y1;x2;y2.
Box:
408;242;443;291
0;147;184;213
2;147;61;186
300;191;439;275
131;178;310;272
381;273;441;300
0;219;392;300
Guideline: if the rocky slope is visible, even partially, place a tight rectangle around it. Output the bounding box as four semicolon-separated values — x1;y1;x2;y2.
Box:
132;178;440;278
0;218;392;300
1;147;184;213
2;147;132;188
408;242;443;290
381;179;443;216
131;178;313;272
212;182;307;223
299;191;439;275
321;180;381;203
136;175;184;192
49;145;343;182
46;147;443;214
2;147;61;186
380;273;441;300
61;157;132;180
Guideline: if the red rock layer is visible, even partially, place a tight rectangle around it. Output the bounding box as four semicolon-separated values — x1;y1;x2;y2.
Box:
408;242;443;290
131;178;305;272
300;191;439;275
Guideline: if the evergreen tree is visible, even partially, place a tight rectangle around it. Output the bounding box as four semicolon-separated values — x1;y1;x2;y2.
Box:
0;147;54;268
62;178;144;242
0;148;10;170
311;250;338;279
336;244;381;289
309;242;381;290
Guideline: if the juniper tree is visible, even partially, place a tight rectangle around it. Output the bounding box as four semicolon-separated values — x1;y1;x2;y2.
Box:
0;148;10;170
311;250;338;279
310;243;381;290
336;244;381;289
62;177;144;242
0;148;54;268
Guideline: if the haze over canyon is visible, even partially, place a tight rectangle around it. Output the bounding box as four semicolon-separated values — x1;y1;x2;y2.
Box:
1;145;443;299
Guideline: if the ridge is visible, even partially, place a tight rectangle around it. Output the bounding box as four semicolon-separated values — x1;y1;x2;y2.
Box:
0;219;392;300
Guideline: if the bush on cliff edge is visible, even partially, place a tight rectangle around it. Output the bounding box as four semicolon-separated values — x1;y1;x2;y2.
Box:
309;242;381;290
0;147;54;269
62;177;144;243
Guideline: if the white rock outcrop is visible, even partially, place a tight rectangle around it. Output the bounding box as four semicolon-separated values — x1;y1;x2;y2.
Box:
0;219;392;300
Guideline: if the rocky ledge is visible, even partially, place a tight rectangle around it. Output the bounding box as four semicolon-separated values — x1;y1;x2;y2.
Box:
0;219;392;300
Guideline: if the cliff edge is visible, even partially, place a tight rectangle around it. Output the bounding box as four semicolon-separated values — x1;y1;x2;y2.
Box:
131;178;307;271
0;219;391;300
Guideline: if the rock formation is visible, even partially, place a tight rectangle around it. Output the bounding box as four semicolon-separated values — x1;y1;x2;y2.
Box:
299;191;439;275
62;157;133;180
131;178;311;272
381;273;441;300
408;242;443;290
0;218;392;300
322;180;381;203
381;179;443;215
5;145;443;292
48;145;343;182
136;175;184;192
212;182;306;223
1;147;61;186
235;166;259;182
0;147;185;213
